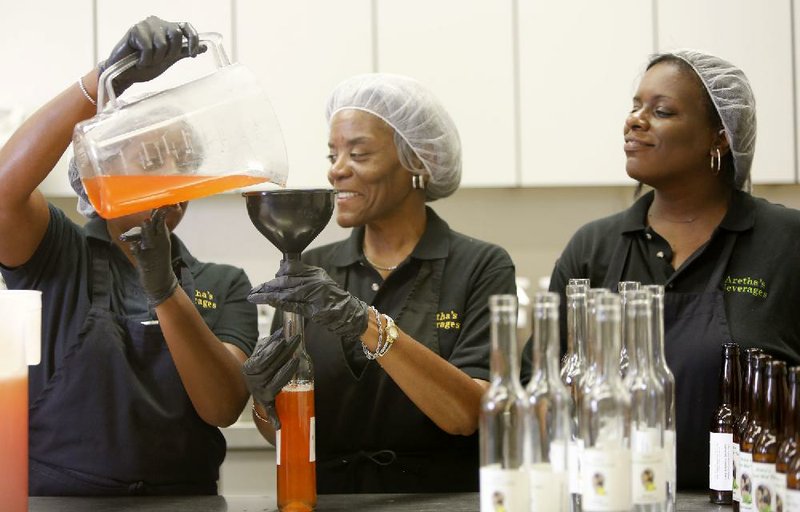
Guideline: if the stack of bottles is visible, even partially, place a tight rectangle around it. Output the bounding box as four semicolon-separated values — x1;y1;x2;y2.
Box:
479;280;676;512
709;340;800;512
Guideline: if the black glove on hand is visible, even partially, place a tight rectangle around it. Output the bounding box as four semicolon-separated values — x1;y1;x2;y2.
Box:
119;207;179;307
242;328;302;430
248;260;370;341
100;15;204;96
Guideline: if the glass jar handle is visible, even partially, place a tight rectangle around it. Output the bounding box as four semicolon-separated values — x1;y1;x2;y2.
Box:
96;32;230;114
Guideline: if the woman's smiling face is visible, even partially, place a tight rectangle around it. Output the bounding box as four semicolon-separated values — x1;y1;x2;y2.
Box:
624;61;720;189
327;109;415;228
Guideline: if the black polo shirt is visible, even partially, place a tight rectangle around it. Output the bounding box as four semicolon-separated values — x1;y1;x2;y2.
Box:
545;189;800;366
1;204;258;404
283;206;517;381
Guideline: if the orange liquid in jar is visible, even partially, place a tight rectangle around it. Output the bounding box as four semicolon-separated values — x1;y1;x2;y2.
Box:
0;375;28;512
276;383;316;512
82;174;268;219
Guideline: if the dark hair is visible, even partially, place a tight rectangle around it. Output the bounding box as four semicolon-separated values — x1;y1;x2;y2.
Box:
646;54;735;189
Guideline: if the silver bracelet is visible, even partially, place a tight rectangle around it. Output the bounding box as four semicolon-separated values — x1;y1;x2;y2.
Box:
252;403;271;425
77;76;97;106
362;306;383;360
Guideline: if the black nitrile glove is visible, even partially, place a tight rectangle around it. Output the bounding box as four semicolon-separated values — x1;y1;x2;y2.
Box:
242;328;302;430
248;260;369;341
119;207;179;307
99;15;205;96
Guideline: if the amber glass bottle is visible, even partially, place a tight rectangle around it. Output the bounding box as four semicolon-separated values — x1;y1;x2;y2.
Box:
776;367;799;512
751;361;786;512
709;343;740;504
733;348;762;512
786;367;800;510
739;354;771;512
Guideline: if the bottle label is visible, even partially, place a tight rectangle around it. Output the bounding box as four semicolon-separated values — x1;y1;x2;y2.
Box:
480;465;529;512
733;441;741;503
530;463;567;512
774;470;786;512
309;417;316;462
568;439;583;494
276;428;281;466
549;440;567;473
709;432;733;491
752;462;776;512
665;429;676;501
786;488;800;511
739;451;754;509
632;429;666;504
580;447;632;511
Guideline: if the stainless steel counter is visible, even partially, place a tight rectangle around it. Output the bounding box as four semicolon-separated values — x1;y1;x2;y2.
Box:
29;492;728;511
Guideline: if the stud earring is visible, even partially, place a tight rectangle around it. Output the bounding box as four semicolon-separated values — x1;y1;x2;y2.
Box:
412;174;425;189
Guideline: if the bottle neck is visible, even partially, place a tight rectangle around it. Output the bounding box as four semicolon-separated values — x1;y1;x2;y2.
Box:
649;293;668;367
718;346;739;407
626;297;654;377
594;300;622;380
490;299;521;386
567;293;587;366
531;301;561;384
787;374;799;439
762;367;783;432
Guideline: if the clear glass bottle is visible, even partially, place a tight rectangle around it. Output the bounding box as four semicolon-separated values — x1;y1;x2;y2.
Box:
752;361;786;512
562;283;589;512
579;294;632;512
624;289;666;512
776;367;800;512
709;342;740;504
480;294;529;512
734;348;763;512
276;314;317;512
641;284;676;511
617;281;640;380
740;353;771;512
527;291;572;511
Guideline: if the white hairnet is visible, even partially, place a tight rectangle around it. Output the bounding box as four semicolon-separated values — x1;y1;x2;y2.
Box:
656;49;756;190
326;73;462;201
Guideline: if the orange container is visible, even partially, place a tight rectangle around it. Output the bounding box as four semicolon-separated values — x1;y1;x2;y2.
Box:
276;382;317;512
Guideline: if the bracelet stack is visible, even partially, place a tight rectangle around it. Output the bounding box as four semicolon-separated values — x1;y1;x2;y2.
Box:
362;306;398;360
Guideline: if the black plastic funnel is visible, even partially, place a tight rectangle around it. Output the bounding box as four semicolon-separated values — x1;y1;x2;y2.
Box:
243;189;336;260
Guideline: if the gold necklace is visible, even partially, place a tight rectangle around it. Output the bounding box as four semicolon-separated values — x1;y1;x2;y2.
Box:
363;252;400;271
647;212;698;224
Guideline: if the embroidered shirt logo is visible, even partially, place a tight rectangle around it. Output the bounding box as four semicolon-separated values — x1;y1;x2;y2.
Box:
724;275;768;299
436;310;461;330
194;289;218;309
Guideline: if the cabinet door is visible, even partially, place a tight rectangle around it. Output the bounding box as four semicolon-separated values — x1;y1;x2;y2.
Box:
519;0;654;186
237;0;373;188
0;0;94;196
96;1;234;98
376;0;516;187
658;0;794;184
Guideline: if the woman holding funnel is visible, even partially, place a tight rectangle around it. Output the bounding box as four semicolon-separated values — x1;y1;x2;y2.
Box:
244;73;517;493
541;50;800;489
0;17;257;495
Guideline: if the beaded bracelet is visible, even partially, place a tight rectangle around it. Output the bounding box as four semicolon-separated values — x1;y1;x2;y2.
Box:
362;306;384;360
77;76;97;106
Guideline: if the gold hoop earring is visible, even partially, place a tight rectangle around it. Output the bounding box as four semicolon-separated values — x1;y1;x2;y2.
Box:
710;148;722;176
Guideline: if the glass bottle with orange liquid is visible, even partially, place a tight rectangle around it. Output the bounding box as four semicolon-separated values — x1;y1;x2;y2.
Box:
740;353;770;512
275;312;316;512
751;360;786;512
734;348;763;512
776;367;799;512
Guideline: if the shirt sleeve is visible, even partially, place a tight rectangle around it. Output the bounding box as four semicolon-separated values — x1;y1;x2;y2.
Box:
212;267;259;356
448;245;517;381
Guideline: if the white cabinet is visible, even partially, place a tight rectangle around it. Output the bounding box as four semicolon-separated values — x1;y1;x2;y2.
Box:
376;0;517;187
236;0;373;189
657;0;795;184
0;0;94;196
518;0;654;186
